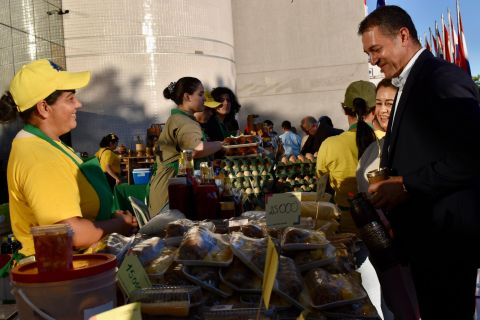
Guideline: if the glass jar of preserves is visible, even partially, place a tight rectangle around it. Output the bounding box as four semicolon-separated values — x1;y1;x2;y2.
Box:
31;224;73;273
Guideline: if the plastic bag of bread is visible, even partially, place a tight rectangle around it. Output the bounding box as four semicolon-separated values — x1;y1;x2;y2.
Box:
275;256;303;300
323;296;380;319
304;268;367;309
323;243;356;274
145;247;177;280
165;219;196;238
182;266;233;298
219;257;262;292
138;209;185;237
300;201;341;221
286;242;337;271
229;232;270;277
129;236;165;266
281;227;329;251
176;226;232;266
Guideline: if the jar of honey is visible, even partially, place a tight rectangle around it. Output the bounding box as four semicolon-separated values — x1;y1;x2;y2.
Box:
31;224;73;273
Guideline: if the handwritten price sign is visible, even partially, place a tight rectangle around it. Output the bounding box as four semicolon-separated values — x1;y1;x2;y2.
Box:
117;254;151;298
266;193;301;227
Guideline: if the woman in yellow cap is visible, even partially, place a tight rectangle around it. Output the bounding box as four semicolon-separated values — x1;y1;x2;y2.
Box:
148;77;223;217
0;59;137;256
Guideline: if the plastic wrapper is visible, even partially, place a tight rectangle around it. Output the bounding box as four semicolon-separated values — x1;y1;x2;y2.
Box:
88;233;135;264
300;201;341;227
165;219;196;238
240;210;266;221
322;296;380;319
304;269;367;309
323;244;356;274
286;243;337;271
219;257;262;292
281;227;329;251
182;266;233;298
176;226;233;266
229;232;268;277
274;256;303;301
202;305;270;320
145;247;177;280
129;285;202;316
138;209;185;237
129;236;165;266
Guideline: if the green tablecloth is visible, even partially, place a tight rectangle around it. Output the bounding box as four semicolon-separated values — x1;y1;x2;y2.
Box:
112;183;147;213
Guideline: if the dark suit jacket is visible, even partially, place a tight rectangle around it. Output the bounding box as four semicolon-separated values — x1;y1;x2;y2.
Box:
381;50;480;260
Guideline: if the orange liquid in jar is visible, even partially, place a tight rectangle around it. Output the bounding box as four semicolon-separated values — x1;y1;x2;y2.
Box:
32;226;73;273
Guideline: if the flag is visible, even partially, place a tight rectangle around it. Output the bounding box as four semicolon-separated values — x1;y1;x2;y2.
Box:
424;33;431;52
377;0;386;8
262;236;279;309
456;0;471;75
435;21;444;60
441;14;452;63
364;0;368;16
448;8;458;64
430;27;438;57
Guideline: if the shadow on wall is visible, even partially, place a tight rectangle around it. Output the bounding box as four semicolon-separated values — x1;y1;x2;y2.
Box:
72;67;156;155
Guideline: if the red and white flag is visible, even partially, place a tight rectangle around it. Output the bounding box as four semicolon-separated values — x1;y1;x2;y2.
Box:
441;14;452;63
448;8;458;65
435;21;444;60
456;0;471;75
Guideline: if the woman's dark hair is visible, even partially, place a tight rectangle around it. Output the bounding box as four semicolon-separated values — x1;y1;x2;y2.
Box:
163;77;202;105
376;78;396;93
358;5;419;44
351;98;377;159
0;90;72;123
211;87;241;114
99;133;119;148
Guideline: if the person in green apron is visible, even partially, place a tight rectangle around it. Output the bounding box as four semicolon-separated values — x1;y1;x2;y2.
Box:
148;77;223;217
95;133;121;190
0;59;138;256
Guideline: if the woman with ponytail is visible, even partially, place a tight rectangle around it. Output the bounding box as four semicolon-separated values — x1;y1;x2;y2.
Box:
148;77;223;216
316;80;380;233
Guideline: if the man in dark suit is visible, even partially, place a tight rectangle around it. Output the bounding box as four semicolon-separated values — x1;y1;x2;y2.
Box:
359;6;480;320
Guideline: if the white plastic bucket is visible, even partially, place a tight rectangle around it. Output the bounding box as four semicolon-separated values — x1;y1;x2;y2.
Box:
10;254;117;320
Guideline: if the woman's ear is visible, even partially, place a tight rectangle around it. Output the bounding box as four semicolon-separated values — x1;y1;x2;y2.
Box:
183;92;191;104
34;100;49;119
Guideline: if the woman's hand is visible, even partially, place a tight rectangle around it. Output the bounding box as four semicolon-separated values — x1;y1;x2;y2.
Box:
112;210;138;235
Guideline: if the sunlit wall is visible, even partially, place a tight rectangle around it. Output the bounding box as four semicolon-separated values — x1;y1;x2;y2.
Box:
62;0;235;154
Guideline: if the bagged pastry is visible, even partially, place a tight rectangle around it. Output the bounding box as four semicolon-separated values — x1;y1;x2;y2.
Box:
304;268;367;308
176;226;232;266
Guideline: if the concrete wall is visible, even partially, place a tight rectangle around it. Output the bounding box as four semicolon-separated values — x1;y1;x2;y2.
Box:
62;0;235;154
232;0;369;132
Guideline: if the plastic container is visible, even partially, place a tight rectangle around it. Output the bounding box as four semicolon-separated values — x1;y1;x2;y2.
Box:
130;285;203;316
10;253;117;320
31;224;73;273
132;168;152;185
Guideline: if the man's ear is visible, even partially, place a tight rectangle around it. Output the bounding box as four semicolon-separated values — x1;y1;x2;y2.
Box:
34;100;49;119
399;27;410;45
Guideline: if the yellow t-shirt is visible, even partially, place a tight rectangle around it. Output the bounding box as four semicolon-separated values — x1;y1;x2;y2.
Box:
316;129;384;233
7;130;99;255
95;147;120;175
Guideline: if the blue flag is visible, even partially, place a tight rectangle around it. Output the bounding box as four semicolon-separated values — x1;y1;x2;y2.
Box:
377;0;386;8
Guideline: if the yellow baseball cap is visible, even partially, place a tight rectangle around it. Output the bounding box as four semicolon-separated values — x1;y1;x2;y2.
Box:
9;59;91;112
343;80;376;110
204;90;221;108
